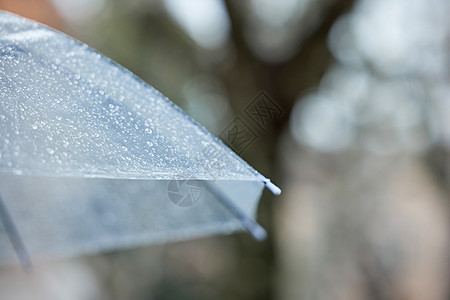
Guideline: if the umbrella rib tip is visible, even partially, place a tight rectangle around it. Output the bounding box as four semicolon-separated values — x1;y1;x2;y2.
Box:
257;175;281;195
248;222;267;241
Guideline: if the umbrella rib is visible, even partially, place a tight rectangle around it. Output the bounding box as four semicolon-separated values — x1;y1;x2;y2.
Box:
204;182;267;241
0;194;32;271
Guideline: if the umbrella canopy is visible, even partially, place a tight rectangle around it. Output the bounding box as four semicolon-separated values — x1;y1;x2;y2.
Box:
0;11;280;266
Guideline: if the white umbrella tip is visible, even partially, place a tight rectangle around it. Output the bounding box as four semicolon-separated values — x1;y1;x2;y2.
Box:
266;181;281;195
248;222;267;241
257;175;282;195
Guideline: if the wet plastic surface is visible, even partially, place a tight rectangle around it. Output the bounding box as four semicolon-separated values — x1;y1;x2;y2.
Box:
0;11;266;263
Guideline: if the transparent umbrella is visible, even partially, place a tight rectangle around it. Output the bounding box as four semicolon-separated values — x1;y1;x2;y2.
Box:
0;11;280;267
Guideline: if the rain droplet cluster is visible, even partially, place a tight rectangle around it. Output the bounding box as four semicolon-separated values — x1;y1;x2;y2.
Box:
0;12;258;181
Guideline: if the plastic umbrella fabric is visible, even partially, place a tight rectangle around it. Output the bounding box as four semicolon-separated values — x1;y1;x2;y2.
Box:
0;11;280;266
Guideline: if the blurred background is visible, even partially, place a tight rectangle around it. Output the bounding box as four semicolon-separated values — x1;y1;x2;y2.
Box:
1;0;450;299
